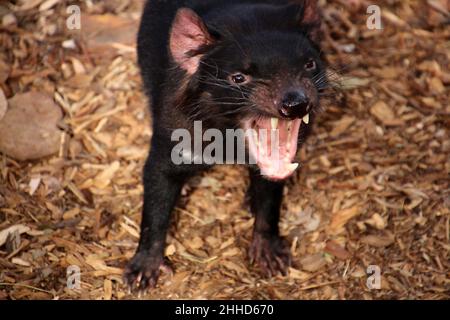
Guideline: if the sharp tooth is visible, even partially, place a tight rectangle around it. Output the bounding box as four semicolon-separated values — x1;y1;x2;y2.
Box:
271;118;279;130
303;114;310;124
288;163;299;171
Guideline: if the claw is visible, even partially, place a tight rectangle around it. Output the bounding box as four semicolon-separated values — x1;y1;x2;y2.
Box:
123;251;169;294
248;233;291;278
276;256;288;276
136;272;143;286
149;276;156;289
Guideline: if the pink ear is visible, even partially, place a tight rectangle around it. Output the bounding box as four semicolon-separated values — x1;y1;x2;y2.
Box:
302;0;320;25
169;8;213;75
291;0;322;42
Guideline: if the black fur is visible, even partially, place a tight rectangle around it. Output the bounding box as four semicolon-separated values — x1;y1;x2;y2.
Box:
125;0;326;292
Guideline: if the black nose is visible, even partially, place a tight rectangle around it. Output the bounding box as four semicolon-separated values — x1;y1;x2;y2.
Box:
279;91;310;118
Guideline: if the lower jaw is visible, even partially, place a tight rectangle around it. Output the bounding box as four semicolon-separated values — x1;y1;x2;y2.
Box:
244;117;303;181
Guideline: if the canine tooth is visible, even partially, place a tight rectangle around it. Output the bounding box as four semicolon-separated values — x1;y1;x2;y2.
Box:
303;114;310;124
271;118;279;130
288;163;299;171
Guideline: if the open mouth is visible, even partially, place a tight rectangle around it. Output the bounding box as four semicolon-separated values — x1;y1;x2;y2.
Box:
244;114;309;180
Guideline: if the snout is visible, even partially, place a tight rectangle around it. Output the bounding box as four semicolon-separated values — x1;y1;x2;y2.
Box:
279;90;311;119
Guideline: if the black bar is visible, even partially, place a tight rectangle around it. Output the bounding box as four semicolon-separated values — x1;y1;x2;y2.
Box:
0;300;444;320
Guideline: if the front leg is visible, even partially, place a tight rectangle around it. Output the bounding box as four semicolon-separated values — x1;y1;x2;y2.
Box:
124;148;188;292
247;168;292;277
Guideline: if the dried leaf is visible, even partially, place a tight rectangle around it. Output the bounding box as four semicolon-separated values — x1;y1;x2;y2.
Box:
383;11;408;27
39;0;60;11
330;116;355;137
0;225;30;247
339;76;371;90
288;268;310;280
28;176;41;196
85;254;122;274
361;231;395;248
93;161;120;189
165;244;176;257
370;101;400;126
103;279;112;300
12;257;31;267
299;253;327;272
189;236;204;250
365;213;387;230
328;206;361;235
324;240;351;260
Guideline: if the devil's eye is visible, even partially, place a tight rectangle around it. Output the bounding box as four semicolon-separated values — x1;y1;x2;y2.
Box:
304;59;317;71
229;73;249;85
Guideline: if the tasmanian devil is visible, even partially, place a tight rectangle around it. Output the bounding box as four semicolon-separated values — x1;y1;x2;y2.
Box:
125;0;327;292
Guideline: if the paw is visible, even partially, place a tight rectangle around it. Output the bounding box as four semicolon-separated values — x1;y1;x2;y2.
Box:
123;251;173;295
248;233;292;277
